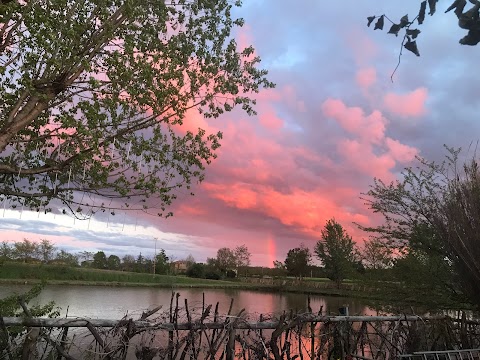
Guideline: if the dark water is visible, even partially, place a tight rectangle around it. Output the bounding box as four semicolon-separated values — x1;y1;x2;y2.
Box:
0;284;378;319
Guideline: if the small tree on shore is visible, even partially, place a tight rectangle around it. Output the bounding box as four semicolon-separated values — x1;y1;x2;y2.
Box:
284;244;311;280
315;219;357;288
361;238;393;270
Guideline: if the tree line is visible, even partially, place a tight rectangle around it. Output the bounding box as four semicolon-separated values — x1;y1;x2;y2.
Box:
0;239;184;275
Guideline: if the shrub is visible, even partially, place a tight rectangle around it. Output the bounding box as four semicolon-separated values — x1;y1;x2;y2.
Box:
186;263;205;278
205;270;222;280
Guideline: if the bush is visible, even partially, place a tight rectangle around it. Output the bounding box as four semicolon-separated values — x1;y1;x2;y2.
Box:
186;263;205;278
205;270;222;280
225;269;237;278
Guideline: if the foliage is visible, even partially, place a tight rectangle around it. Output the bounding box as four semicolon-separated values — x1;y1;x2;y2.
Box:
234;244;251;267
0;283;59;357
107;254;121;270
0;0;274;217
12;239;38;262
204;269;222;280
215;247;236;271
186;263;205;278
360;147;480;307
185;254;195;267
154;249;169;275
284;244;311;279
368;0;480;59
214;244;251;273
92;250;107;269
122;254;136;272
55;249;78;266
361;238;393;270
315;219;358;287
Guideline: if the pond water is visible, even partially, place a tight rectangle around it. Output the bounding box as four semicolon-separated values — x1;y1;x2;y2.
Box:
0;284;378;319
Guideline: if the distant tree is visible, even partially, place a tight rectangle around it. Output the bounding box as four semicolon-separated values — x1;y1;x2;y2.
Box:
284;244;311;280
122;255;136;272
234;245;251;267
78;251;94;265
13;239;38;263
216;247;236;272
361;238;393;270
38;239;56;263
315;219;358;288
186;263;206;278
206;257;218;268
154;249;169;275
55;250;78;267
185;254;196;267
273;260;286;270
92;251;107;269
107;255;121;271
0;241;12;261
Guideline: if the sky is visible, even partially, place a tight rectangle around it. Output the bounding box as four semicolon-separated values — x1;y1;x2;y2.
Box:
1;1;479;266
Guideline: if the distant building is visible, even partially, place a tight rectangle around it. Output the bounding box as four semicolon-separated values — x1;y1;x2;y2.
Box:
171;260;189;274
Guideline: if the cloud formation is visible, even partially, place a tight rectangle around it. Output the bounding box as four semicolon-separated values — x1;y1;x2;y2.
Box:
2;1;479;266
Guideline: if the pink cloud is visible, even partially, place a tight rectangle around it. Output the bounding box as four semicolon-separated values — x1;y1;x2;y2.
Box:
337;139;396;182
356;67;376;89
385;137;419;163
383;87;428;117
259;110;284;130
322;98;387;144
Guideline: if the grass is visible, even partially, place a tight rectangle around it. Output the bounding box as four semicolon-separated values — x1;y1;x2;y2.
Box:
0;262;243;287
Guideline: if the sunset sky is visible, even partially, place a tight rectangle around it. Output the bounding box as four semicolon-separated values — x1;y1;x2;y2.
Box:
1;1;478;266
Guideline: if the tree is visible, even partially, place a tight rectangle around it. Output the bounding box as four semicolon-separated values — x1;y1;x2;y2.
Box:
121;255;135;272
185;254;195;267
92;251;107;269
0;241;12;261
233;244;251;267
215;247;236;271
107;254;121;270
13;239;38;262
0;0;273;217
360;147;480;307
314;219;358;288
284;244;311;280
361;238;393;270
55;250;78;267
186;263;205;279
38;239;56;263
154;249;169;275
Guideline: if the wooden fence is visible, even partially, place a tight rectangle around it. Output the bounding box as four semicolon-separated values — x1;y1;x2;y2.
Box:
1;292;480;360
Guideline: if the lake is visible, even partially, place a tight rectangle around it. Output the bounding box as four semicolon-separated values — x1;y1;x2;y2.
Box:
0;284;377;319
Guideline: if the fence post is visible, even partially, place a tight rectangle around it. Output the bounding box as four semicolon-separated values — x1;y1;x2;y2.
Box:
226;325;235;360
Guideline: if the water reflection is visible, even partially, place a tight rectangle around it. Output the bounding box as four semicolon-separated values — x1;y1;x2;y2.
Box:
0;284;376;319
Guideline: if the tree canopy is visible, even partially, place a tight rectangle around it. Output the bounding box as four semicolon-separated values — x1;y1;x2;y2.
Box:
360;147;480;307
284;244;311;280
0;0;273;217
314;219;357;287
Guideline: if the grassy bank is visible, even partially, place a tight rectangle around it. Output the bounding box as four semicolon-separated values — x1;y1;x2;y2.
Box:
0;262;244;288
